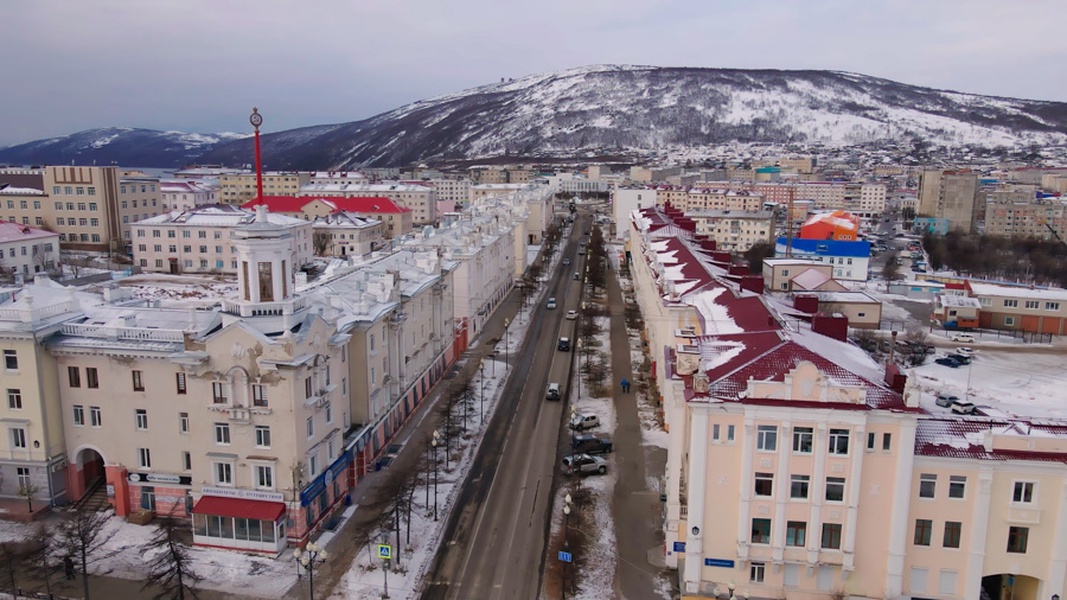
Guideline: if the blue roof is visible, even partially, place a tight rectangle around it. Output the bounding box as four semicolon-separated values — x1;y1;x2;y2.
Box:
775;237;871;258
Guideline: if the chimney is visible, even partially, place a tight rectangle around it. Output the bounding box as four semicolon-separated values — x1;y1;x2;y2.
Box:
793;294;819;313
884;364;907;394
728;263;750;277
711;251;731;264
700;238;718;252
740;275;764;294
811;313;848;341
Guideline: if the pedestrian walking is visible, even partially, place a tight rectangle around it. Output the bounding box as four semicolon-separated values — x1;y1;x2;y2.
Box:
63;555;75;580
620;378;630;393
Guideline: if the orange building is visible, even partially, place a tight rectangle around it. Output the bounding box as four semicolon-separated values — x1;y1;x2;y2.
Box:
798;210;860;240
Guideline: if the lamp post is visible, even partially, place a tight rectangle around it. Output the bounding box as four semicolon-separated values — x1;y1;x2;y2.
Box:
576;339;583;400
570;407;577;447
293;541;328;600
504;318;510;371
728;582;736;600
562;493;573;600
479;360;486;424
431;430;440;521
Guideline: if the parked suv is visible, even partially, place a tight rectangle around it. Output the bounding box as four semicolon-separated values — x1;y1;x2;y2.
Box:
557;337;571;351
568;413;600;431
935;394;959;408
571;433;613;454
951;400;976;415
561;453;607;476
950;332;975;343
546;382;561;401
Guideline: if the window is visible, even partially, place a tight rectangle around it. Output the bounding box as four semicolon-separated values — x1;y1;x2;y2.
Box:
2;350;16;371
786;521;807;547
790;474;810;499
866;431;876;450
215;462;233;485
1013;481;1034;503
1005;316;1015;326
182;451;192;471
90;406;102;427
132;370;144;391
16;467;30;490
948;475;966;499
1023;300;1038;309
914;519;933;546
135;409;148;430
919;473;937;498
305;377;313;399
309;455;318;477
757;425;777;451
943;521;962;548
212;382;227;404
68;366;81;387
727;425;735;441
175;373;187;394
138;447;151;469
255;426;271;448
325;401;332;423
10;428;26;449
6;389;22;410
86;367;99;389
712;424;720;441
750;562;765;583
828;428;850;455
882;432;892;451
821;523;842;549
73;405;84;426
179;412;189;433
1046;302;1060;311
306;416;314;438
1007;526;1029;553
754;472;773;497
825;477;845;502
252;384;267;407
214;423;230;444
1003;299;1018;308
751;518;771;544
792;427;813;453
255;465;274;489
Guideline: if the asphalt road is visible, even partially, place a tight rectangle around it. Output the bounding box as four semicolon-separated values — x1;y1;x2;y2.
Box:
422;214;588;600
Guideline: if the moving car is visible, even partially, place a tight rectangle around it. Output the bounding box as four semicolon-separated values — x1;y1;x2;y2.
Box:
935;356;961;368
566;310;578;320
546;382;561;401
568;413;600;431
562;257;571;266
946;353;972;365
573;272;580;280
571;433;613;454
955;347;976;357
950;333;975;343
547;297;557;310
561;453;607;476
557;337;571;351
951;400;976;415
936;394;960;408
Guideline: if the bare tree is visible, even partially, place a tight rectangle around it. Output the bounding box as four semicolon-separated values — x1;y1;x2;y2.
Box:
312;231;332;257
17;481;39;513
23;525;59;598
55;509;120;600
882;251;902;281
141;512;203;600
0;540;29;594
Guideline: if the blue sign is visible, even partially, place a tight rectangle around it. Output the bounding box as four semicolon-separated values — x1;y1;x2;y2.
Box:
300;450;355;506
558;551;572;563
705;558;735;568
673;542;686;552
377;544;392;560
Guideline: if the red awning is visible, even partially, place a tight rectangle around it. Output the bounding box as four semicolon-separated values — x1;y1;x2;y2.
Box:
192;495;286;522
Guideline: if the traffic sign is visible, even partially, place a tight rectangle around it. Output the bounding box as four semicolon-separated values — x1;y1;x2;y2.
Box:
377;544;392;560
558;551;572;563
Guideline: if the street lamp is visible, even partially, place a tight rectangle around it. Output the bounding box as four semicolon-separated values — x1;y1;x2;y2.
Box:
479;360;485;424
728;582;736;600
563;494;573;600
504;318;510;371
576;338;583;400
431;429;440;521
293;541;328;600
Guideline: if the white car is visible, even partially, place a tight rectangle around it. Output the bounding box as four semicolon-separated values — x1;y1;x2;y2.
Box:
565;310;578;320
955;347;976;357
950;333;975;343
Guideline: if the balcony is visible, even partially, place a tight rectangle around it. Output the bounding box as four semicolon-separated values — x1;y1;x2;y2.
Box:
60;322;184;342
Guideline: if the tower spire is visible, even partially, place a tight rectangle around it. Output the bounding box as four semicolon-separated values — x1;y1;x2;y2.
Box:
250;107;264;203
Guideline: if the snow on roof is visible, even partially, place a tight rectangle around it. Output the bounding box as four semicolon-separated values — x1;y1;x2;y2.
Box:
0;185;45;196
790;268;833;290
136;204;306;228
813;291;878;304
968;281;1067;301
0;222;59;243
684;287;743;335
938;294;982;308
763;258;824;267
244;195;410;214
300;182;430;193
311;212;381;228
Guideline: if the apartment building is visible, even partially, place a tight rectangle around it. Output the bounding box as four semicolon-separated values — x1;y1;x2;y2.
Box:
762;259;842;293
984;193;1067;240
160;180;218;212
469;165;535;184
775;238;871;281
968;282;1067;335
218;171;309;205
918;169;980;232
425;178;471;204
243;196;413;239
132;204;312;274
310;212;385;257
0;223;60;278
688;210;774;252
682;190;767;213
117;174;163;243
299;182;436;225
42;166;122;251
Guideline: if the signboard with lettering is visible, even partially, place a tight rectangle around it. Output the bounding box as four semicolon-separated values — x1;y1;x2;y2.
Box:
127;473;192;486
558;551;572;563
673;541;686;552
300;451;353;506
705;558;735;568
201;486;284;503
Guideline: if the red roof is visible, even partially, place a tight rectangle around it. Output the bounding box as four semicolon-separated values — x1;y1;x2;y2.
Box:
242;195;410;214
192;495;286;521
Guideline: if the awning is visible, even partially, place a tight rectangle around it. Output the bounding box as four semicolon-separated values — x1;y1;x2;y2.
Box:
192;495;286;522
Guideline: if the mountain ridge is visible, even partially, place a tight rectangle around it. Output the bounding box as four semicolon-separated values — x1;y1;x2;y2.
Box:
2;65;1066;169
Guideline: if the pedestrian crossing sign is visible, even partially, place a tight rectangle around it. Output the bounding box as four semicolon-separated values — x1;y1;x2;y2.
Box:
377;544;392;560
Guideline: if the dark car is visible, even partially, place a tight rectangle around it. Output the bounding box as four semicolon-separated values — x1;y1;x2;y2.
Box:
946;353;972;365
571;433;613;454
935;357;961;368
557;337;571;351
562;257;571;265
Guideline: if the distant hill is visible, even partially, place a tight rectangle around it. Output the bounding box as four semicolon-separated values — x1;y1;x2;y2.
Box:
3;65;1067;169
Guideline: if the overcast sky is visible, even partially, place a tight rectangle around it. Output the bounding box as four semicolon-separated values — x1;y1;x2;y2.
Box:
2;0;1065;147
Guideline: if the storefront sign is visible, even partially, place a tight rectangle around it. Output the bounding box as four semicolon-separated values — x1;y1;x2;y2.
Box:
705;558;735;568
127;472;192;486
299;451;353;506
202;486;284;503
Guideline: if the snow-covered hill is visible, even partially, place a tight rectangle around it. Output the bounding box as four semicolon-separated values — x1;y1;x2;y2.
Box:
4;65;1067;169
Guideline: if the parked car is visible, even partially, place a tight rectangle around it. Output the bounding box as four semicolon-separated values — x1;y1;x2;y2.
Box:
951;400;977;415
955;347;976;357
566;310;578;320
562;257;571;266
557;337;571;351
547;297;557;310
950;333;975;343
935;356;961;368
573;271;580;280
546;382;561;401
561;453;607;476
946;353;972;365
571;433;613;454
936;394;960;408
578;248;586;255
568;413;600;431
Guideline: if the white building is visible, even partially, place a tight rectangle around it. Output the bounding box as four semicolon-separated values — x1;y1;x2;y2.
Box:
0;222;60;279
299;182;437;225
160;180;218;212
311;211;384;257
